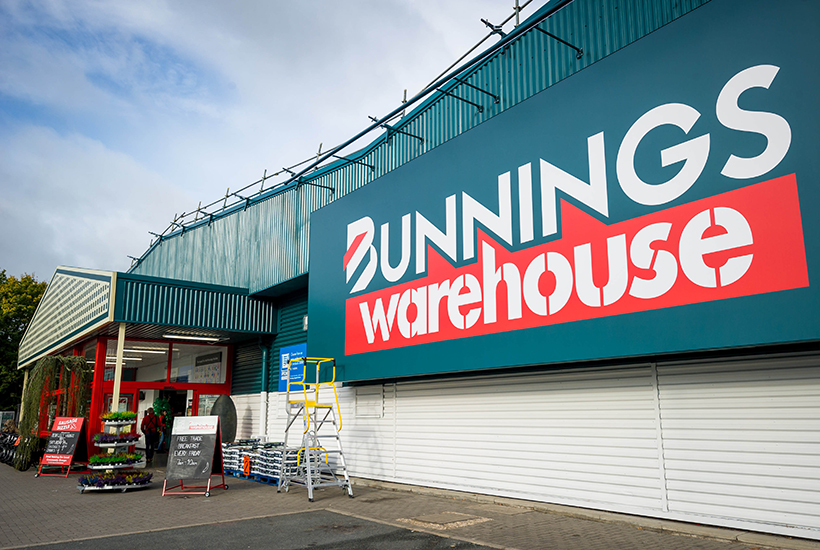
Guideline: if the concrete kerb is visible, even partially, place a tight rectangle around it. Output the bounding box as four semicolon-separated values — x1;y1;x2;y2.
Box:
350;477;820;550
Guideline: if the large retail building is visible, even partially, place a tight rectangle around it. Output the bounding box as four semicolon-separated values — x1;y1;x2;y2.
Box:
18;0;820;540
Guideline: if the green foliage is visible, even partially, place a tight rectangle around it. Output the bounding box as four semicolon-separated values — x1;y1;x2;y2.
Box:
88;452;142;465
152;396;171;420
101;411;137;421
15;355;92;471
0;270;47;411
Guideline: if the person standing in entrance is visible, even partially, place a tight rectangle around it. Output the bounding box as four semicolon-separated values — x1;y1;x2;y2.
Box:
141;408;161;463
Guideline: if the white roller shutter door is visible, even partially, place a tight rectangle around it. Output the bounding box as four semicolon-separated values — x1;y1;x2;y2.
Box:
657;354;820;538
263;353;820;540
385;366;665;514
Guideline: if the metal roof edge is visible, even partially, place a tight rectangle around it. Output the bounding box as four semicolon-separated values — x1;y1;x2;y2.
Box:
17;316;111;369
17;266;116;369
115;272;251;295
251;273;309;298
127;4;566;261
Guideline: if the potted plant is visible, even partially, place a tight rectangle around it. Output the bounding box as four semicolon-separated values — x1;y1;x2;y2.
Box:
78;471;153;488
89;452;143;467
93;432;140;445
101;411;137;422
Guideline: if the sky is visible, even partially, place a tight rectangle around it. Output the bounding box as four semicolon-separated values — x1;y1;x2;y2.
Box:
0;0;549;282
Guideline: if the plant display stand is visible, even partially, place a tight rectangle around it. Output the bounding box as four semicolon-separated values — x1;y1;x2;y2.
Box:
78;417;152;494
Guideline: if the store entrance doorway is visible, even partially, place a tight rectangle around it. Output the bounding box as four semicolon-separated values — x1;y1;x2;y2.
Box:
155;389;187;452
160;389;188;418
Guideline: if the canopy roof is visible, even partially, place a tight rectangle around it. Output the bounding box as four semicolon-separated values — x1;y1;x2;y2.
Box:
17;266;278;369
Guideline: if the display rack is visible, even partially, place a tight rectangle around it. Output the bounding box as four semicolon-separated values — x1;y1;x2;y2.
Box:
78;418;152;494
223;441;290;486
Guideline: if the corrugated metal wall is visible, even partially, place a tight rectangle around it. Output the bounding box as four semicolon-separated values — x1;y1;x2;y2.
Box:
267;289;309;392
115;276;278;333
230;289;307;397
130;0;710;295
231;341;264;395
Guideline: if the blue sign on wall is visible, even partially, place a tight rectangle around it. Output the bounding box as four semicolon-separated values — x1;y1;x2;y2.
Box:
309;0;820;382
278;343;307;392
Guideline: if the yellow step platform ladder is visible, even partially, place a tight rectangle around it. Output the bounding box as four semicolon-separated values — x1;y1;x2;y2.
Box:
277;357;353;501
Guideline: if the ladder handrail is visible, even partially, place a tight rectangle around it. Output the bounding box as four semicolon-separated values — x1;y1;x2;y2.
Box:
296;446;329;467
285;357;343;432
279;355;353;500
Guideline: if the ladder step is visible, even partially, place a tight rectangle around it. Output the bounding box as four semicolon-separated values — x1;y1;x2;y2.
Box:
281;367;352;501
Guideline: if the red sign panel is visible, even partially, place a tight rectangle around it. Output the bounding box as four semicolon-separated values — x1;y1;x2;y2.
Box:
346;175;808;354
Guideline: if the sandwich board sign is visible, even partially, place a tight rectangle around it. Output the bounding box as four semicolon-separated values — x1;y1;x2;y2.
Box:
37;417;88;477
162;415;227;497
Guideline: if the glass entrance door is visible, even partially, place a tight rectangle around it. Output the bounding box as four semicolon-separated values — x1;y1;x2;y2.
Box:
104;393;132;413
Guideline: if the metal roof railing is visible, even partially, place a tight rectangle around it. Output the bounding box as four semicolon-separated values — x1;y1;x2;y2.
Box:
129;0;570;269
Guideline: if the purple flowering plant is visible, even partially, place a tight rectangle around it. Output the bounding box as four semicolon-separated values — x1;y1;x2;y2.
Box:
79;472;153;487
93;432;140;444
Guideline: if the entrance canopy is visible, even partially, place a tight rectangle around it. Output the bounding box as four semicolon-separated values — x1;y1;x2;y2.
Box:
18;266;278;369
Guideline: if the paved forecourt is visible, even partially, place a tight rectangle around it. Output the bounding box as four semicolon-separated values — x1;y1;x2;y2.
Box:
0;463;817;550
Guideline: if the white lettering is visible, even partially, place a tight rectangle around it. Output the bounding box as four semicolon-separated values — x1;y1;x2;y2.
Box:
359;294;400;343
427;280;451;334
522;251;573;315
416;195;457;274
346;217;377;293
481;241;522;324
380;214;411;282
574;234;628;307
617;103;710;206
349;64;787;298
518;163;534;244
397;287;428;338
628;222;678;299
717;64;791;179
448;274;482;329
540;132;608;236
463;173;513;260
397;289;413;339
411;287;427;336
679;207;753;288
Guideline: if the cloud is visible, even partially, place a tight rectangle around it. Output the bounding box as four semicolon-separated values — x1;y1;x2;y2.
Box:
0;0;549;281
0;124;189;279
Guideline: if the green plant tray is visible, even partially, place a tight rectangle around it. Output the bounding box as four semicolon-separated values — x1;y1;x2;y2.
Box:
88;460;146;470
78;481;152;494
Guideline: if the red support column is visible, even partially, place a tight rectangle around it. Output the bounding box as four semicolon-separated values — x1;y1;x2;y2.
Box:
88;339;107;452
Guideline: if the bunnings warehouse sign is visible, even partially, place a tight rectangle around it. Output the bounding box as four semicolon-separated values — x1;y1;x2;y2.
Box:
308;0;820;381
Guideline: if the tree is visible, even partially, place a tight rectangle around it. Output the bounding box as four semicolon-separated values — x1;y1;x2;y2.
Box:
0;270;47;411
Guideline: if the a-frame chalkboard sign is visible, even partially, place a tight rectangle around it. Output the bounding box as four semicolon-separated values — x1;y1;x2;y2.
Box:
162;415;228;497
36;417;88;478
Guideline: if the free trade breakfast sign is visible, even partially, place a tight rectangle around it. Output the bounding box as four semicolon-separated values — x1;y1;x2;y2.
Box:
308;0;820;381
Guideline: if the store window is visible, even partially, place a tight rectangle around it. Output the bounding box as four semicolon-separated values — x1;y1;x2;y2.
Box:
100;340;227;385
197;394;221;415
170;345;226;384
83;341;96;375
104;340;169;382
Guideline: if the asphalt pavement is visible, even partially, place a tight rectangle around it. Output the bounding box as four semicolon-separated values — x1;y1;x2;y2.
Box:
1;458;818;550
